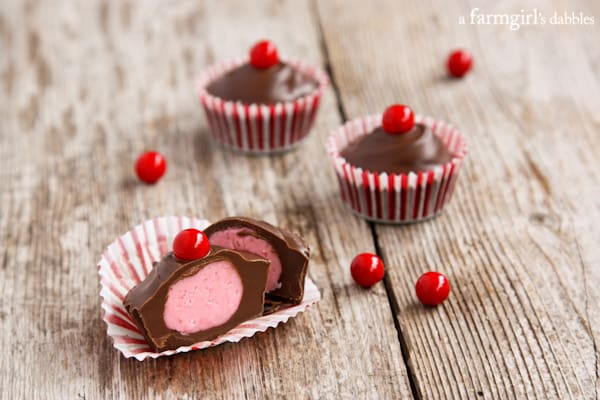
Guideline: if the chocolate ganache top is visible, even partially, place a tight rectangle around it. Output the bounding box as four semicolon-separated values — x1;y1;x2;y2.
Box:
340;123;454;174
206;62;318;104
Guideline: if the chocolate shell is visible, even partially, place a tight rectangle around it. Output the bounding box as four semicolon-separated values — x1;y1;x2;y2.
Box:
205;217;310;305
124;247;269;352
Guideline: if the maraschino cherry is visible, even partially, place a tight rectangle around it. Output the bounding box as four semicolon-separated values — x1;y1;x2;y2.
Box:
350;253;385;288
173;229;210;261
382;104;415;134
135;151;167;184
250;40;279;69
415;271;450;306
447;49;473;78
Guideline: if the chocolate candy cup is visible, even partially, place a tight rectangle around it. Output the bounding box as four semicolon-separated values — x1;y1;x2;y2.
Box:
197;57;328;154
327;115;468;223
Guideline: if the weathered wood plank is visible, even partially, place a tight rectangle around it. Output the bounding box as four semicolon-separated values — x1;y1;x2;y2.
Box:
317;0;600;398
0;1;412;399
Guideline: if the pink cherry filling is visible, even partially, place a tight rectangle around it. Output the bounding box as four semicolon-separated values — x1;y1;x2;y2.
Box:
163;261;243;334
209;227;282;292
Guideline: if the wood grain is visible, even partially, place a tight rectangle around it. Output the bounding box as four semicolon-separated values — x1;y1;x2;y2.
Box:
317;0;600;398
1;0;599;399
0;0;412;399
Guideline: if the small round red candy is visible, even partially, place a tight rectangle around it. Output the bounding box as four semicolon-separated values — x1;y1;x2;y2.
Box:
172;229;210;261
447;49;473;78
135;151;167;184
415;272;450;306
249;40;279;69
350;253;385;288
382;104;415;134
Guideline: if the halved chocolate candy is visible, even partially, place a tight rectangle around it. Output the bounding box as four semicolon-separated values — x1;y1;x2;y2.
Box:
205;217;310;305
124;247;269;352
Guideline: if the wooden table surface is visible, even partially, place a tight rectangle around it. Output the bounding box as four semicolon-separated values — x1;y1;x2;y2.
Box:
1;0;599;399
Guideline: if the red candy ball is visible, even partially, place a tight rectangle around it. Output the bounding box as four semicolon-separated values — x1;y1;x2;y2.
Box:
173;229;210;261
350;253;385;288
447;49;473;78
382;104;415;134
135;151;167;184
250;40;279;69
415;272;450;306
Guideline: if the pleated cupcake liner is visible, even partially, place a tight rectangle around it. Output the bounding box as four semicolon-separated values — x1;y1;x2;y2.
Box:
327;115;467;224
98;216;320;361
197;56;328;154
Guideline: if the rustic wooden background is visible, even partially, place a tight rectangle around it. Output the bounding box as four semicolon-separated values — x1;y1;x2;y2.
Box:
1;0;598;399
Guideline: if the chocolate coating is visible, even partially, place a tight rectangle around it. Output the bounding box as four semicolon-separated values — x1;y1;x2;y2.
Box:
124;247;269;352
205;217;310;305
340;123;454;174
206;62;318;104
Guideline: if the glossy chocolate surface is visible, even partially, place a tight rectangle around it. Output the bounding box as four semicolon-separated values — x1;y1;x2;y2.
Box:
205;217;310;305
124;247;269;352
340;123;454;174
206;62;318;104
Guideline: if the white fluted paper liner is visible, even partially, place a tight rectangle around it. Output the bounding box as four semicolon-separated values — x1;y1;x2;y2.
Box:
98;216;320;361
327;115;468;224
197;56;329;154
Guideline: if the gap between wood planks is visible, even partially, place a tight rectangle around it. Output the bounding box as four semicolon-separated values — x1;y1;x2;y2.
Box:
311;2;422;399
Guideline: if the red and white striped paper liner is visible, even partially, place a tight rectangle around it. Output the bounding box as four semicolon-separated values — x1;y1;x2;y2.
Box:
327;115;468;224
98;216;320;361
197;57;328;154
